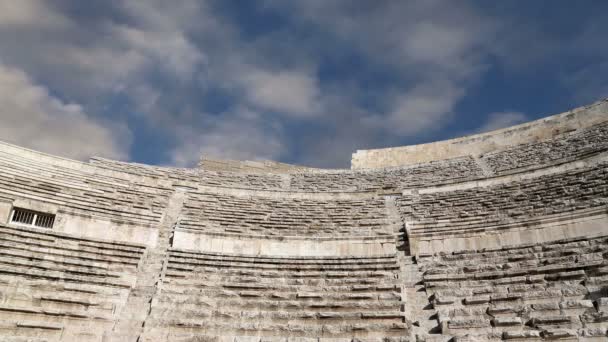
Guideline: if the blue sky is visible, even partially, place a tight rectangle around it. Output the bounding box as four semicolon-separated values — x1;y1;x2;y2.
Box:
0;1;606;168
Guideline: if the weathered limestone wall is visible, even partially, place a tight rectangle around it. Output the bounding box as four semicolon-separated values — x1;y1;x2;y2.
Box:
352;98;608;169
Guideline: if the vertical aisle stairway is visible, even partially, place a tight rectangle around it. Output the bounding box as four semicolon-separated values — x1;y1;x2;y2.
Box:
107;188;186;342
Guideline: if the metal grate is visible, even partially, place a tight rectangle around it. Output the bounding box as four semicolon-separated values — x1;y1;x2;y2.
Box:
10;208;55;229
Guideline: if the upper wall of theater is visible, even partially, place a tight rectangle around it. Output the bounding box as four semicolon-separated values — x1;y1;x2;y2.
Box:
199;157;318;174
351;98;608;169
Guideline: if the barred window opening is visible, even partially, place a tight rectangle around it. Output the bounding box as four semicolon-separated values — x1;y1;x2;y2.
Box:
10;208;55;229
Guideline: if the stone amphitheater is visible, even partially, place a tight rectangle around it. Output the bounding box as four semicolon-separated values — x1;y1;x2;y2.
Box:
0;99;607;342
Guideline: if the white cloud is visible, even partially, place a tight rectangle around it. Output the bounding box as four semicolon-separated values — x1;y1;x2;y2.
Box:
0;0;68;28
240;69;321;117
263;1;495;138
111;23;204;81
0;63;130;160
1;1;599;169
170;107;285;167
0;1;206;104
476;111;528;133
383;80;466;136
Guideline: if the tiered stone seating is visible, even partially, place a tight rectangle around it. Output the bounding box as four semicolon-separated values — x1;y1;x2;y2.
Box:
482;121;608;174
140;249;409;341
200;157;317;173
0;100;606;341
0;223;145;341
179;192;392;237
399;161;608;240
0;151;170;226
198;170;286;190
90;157;202;182
93;155;484;193
290;156;484;193
418;235;608;340
91;157;286;190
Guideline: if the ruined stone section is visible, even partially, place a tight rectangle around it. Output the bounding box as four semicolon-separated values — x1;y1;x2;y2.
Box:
416;235;608;341
0;223;146;342
352;98;608;169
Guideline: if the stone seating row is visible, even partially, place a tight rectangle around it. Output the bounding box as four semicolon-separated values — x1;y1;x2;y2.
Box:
179;192;392;238
0;151;171;225
90;157;201;181
482;121;608;175
287;156;484;192
417;235;608;340
0;224;146;342
399;161;608;239
138;249;408;341
91;157;286;190
91;155;483;193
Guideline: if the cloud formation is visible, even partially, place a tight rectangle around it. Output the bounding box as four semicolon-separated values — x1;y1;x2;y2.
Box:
240;69;321;117
0;63;129;160
476;112;529;134
0;1;605;167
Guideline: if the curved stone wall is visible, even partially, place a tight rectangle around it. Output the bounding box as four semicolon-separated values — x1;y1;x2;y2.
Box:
0;99;606;341
352;99;608;169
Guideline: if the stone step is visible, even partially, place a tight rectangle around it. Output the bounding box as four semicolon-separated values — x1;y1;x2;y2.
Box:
0;225;146;253
165;275;399;287
143;319;410;338
0;263;134;288
0;237;142;266
166;259;400;272
169;250;397;264
152;295;402;312
0;304;113;321
148;307;404;324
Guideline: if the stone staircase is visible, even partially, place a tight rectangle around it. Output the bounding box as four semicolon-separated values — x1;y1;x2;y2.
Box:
107;188;186;342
